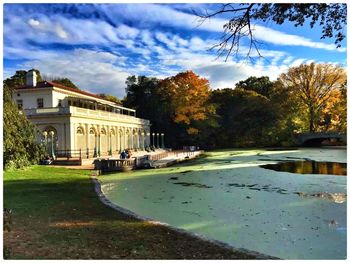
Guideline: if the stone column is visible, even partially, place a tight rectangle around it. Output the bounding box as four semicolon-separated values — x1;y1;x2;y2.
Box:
161;133;165;148
125;128;129;149
130;130;134;150
85;123;90;158
97;126;101;157
140;132;144;150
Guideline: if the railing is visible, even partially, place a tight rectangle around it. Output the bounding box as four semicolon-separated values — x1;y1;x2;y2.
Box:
24;106;150;125
70;106;150;125
24;107;70;116
55;149;82;160
94;158;137;173
147;149;198;161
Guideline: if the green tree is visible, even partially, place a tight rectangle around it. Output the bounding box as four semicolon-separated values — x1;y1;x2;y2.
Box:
210;88;277;147
4;70;45;170
98;93;122;105
51;78;79;89
235;76;274;98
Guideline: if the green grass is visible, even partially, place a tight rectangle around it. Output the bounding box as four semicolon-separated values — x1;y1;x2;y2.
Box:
4;165;256;259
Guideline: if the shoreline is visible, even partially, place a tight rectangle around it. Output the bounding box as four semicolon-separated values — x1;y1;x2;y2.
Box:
91;175;279;260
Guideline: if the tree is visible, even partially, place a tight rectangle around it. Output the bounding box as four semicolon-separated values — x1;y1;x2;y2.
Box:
158;71;216;136
98;93;122;105
196;3;346;59
51;78;79;89
210;88;277;147
279;63;346;132
4;70;45;169
123;73;217;148
235;76;274;98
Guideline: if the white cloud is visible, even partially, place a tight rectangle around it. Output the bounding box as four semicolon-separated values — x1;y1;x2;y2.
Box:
55;24;68;39
100;4;345;53
21;49;130;98
28;18;40;27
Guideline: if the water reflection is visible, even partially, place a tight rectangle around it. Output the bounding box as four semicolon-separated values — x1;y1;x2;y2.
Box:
260;161;346;176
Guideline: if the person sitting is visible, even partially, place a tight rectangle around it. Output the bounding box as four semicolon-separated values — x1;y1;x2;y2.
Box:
120;150;127;159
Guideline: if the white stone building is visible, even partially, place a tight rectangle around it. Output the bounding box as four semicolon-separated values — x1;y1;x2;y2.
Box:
13;70;157;158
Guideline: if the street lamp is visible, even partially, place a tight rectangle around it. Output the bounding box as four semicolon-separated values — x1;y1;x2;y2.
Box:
152;133;155;148
49;130;56;159
43;131;48;154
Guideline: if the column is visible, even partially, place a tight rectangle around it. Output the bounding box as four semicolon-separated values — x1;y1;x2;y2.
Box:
136;131;140;149
161;133;165;148
140;132;144;150
85;123;90;158
97;125;101;156
94;132;98;157
156;133;160;148
125;128;128;149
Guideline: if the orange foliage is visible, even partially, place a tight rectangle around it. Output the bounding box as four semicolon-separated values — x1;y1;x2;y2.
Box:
159;71;213;134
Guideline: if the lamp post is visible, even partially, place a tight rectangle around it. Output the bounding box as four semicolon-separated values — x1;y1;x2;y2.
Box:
152;133;155;148
49;131;56;159
43;131;48;154
93;134;97;157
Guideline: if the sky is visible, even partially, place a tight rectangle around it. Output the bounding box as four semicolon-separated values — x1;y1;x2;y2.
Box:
3;3;347;98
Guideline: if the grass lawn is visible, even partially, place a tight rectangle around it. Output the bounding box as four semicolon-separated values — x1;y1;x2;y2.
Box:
3;165;256;259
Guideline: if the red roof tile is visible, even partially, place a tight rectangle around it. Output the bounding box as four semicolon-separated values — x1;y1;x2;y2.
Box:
15;81;116;104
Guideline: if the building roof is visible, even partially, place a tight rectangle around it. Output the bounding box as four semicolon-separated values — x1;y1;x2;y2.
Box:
15;81;120;106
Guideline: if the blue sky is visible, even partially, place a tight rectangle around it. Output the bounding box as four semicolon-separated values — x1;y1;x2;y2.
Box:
3;3;347;98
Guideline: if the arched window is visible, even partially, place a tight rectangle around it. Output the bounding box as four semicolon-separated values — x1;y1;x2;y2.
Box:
100;128;107;135
89;128;96;135
77;126;85;135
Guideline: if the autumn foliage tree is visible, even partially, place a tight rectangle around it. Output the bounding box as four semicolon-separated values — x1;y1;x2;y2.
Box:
279;63;346;132
158;71;215;135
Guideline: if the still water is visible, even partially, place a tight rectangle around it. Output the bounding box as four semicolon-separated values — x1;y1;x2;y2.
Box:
261;160;346;176
100;148;347;259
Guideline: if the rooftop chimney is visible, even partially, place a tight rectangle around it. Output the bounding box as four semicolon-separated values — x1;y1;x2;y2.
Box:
26;70;37;87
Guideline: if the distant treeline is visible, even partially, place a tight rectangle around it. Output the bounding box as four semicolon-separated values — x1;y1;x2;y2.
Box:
123;63;346;149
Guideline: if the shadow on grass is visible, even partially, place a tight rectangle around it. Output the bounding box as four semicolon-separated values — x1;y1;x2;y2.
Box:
4;167;257;259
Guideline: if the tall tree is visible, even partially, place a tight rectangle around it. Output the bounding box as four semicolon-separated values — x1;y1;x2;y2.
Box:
196;4;346;59
279;63;346;132
4;70;45;169
210;88;277;147
158;71;216;136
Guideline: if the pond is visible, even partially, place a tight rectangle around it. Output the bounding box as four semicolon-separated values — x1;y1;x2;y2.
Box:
260;160;346;176
99;148;347;259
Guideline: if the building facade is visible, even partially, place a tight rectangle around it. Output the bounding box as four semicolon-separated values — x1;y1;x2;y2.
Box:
13;70;159;158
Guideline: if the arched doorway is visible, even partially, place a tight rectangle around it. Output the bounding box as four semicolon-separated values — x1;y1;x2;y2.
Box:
89;127;97;157
119;129;124;151
76;126;86;151
133;129;138;149
110;129;116;154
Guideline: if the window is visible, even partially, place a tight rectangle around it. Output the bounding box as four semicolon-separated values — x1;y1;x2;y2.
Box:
58;99;62;107
17;100;23;110
37;98;44;108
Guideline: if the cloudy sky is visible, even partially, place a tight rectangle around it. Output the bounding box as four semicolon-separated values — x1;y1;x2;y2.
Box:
3;3;347;98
